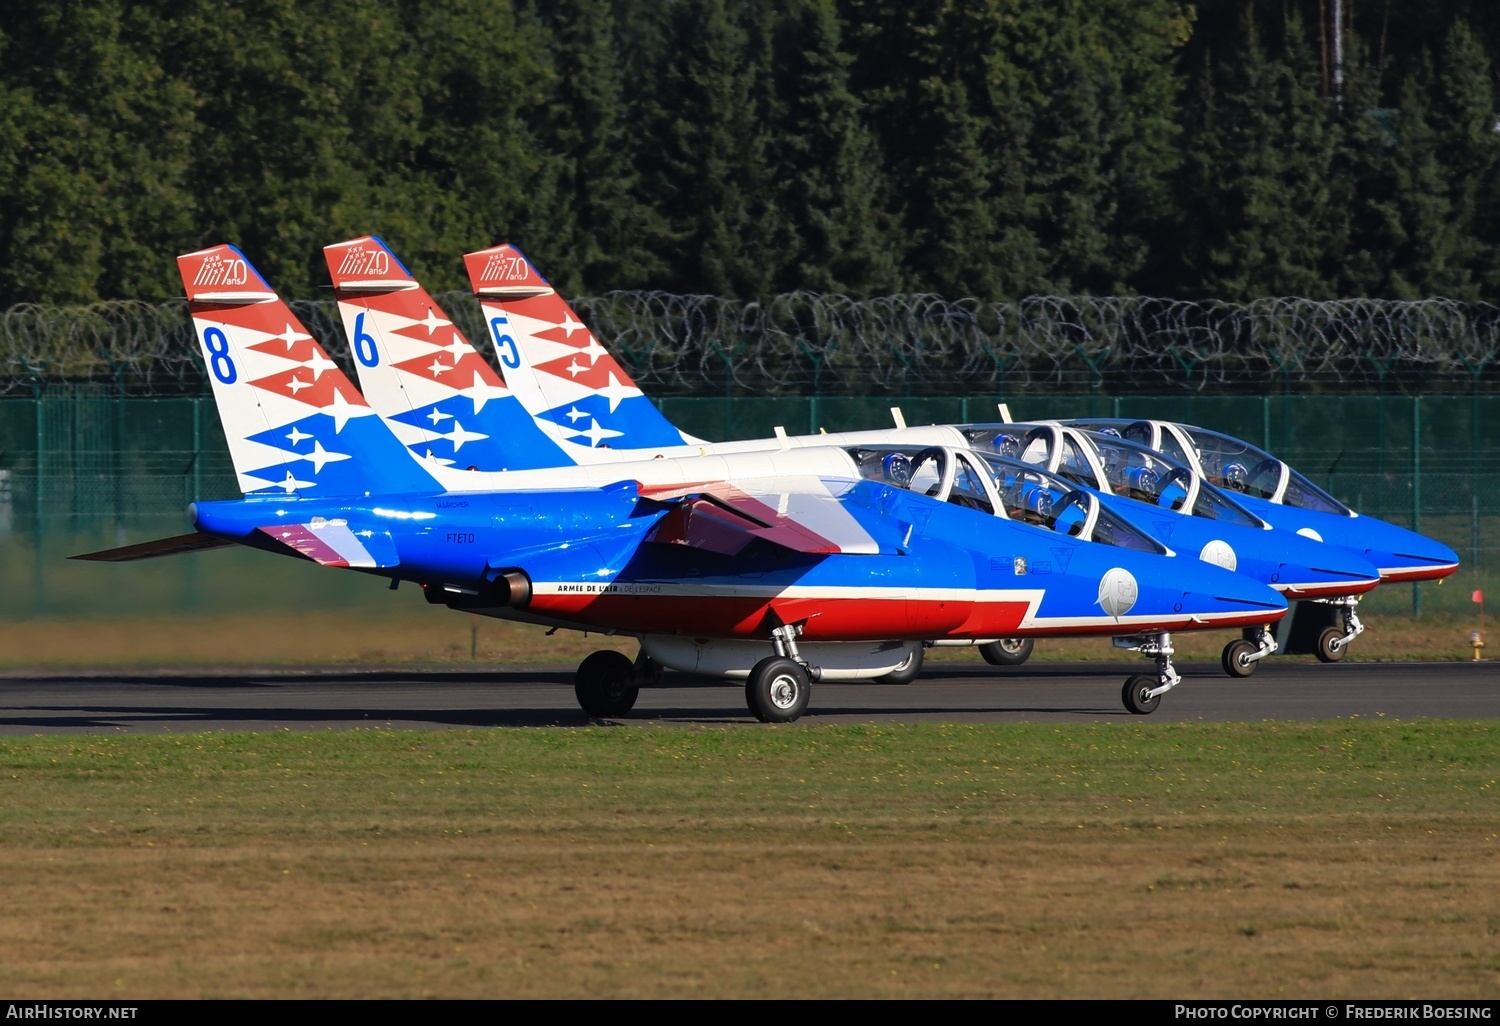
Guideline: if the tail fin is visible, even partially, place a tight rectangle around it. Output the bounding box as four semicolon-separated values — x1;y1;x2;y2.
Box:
463;245;703;456
323;236;571;471
176;244;440;497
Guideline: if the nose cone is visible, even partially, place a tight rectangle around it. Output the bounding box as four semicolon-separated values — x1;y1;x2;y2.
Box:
1177;559;1289;630
1264;533;1382;599
1353;517;1460;583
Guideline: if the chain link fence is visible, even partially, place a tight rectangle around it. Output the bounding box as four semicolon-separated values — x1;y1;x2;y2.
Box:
0;391;1490;620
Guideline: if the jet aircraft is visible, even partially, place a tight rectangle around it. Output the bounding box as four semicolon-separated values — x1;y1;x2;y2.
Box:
327;237;1341;687
442;242;1392;675
75;244;1288;719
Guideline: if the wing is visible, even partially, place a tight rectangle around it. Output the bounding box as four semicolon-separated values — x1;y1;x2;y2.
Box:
639;475;883;556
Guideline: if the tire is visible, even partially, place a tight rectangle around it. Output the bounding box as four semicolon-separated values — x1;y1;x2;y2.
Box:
1122;674;1161;715
574;650;639;718
1221;638;1259;678
979;638;1034;667
873;646;923;685
745;656;811;723
1315;626;1346;664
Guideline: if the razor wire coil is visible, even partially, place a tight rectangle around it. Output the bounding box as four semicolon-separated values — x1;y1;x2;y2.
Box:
4;293;1500;397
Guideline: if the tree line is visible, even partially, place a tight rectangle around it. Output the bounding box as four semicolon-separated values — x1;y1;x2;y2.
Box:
2;0;1498;308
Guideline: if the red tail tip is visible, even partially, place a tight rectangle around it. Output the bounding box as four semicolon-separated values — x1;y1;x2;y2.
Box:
463;245;554;299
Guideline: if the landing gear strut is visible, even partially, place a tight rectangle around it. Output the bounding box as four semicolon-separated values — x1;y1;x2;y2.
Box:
1221;624;1277;678
1313;597;1364;663
744;622;818;722
1114;632;1181;715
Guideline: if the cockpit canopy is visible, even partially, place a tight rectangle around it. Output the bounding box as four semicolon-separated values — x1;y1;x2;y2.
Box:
849;444;1165;554
1066;419;1353;517
963;422;1264;529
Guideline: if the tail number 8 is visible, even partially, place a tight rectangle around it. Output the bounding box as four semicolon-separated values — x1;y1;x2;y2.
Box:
204;327;237;384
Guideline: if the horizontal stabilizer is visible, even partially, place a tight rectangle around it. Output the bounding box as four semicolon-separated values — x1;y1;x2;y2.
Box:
69;533;236;562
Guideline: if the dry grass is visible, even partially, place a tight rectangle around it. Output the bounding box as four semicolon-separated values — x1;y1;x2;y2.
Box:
0;608;1487;669
0;723;1494;998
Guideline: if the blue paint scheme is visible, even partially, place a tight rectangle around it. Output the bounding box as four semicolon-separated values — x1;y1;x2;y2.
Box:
1233;496;1460;579
385;394;566;471
188;473;1286;641
1102;490;1381;593
537;394;692;449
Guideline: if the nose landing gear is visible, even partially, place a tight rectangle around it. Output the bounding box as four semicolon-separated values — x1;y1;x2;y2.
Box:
1222;624;1278;678
1114;632;1181;715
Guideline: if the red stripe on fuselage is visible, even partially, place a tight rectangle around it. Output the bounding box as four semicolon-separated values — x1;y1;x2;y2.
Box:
1377;563;1459;583
526;593;1278;640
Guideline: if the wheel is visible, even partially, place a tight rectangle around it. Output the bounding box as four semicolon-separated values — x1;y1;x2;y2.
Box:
1221;638;1259;678
1315;626;1346;663
1122;674;1161;715
745;656;811;723
574;650;639;718
979;638;1034;667
873;646;923;685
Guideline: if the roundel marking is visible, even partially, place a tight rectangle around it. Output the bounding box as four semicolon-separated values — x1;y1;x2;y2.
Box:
1097;567;1139;618
1199;539;1237;571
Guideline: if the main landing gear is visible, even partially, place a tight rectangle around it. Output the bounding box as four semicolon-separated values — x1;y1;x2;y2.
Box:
1113;632;1181;715
746;623;819;723
574;649;660;719
979;638;1035;667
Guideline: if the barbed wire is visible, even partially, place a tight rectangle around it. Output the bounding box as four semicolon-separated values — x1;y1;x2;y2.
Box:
3;292;1500;397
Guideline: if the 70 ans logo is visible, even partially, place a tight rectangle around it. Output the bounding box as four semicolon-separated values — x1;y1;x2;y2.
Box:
481;253;530;281
193;254;249;287
336;245;391;277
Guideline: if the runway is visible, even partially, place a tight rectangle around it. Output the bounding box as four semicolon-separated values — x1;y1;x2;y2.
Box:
0;659;1495;733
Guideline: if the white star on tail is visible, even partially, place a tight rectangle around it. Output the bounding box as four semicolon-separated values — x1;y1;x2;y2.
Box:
285;426;312;446
276;470;316;493
596;371;640;414
276;322;314;350
420;308;448;335
574;417;623;448
439;335;468;364
559;313;584;338
579;335;608;364
286;376;311;394
299;440;350;474
299;350;338;380
564;405;587;423
565;359;585;378
426;407;454;425
441;423;490;452
325;389;374;433
461;371;509;415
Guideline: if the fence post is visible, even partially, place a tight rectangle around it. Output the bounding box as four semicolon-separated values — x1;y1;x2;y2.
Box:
1412;395;1422;618
33;398;45;613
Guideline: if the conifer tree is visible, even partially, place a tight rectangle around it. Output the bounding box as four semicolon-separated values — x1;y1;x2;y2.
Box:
768;0;896;295
637;0;782;297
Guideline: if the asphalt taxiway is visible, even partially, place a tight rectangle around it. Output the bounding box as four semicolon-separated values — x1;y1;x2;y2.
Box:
0;659;1494;733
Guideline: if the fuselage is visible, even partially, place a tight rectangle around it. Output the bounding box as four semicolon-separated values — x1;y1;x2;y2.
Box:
189;475;1287;644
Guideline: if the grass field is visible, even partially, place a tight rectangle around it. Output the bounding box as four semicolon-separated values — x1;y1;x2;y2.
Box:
0;722;1495;998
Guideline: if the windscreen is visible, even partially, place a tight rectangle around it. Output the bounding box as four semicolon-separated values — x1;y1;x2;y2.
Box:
1178;426;1352;515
